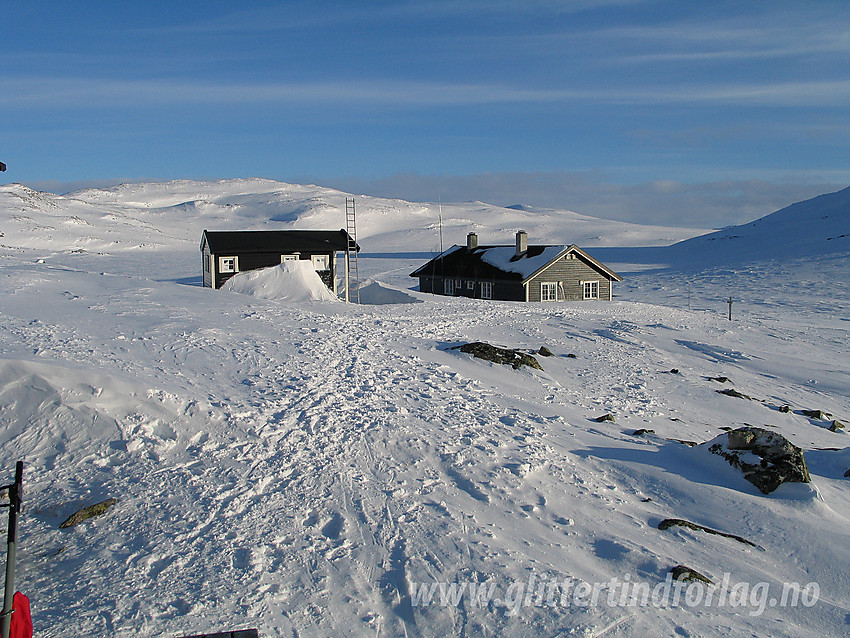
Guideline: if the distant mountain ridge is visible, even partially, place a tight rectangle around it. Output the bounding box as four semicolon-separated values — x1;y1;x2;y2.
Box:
0;179;707;255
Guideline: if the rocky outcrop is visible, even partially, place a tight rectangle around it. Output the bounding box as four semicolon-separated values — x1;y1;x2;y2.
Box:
59;497;118;529
451;342;542;370
705;426;810;494
716;388;752;400
594;413;615;423
670;565;713;584
658;518;760;549
802;409;831;420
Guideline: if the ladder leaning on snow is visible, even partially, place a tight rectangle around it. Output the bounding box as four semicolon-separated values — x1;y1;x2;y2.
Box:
344;197;360;304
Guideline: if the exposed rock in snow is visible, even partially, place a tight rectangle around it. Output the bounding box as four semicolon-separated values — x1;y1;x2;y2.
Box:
670;564;713;584
716;387;753;400
222;261;340;302
658;518;760;549
59;497;118;529
450;342;543;370
706;426;811;494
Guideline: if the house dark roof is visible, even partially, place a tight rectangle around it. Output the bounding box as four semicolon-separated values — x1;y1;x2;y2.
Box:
410;244;621;282
201;229;358;254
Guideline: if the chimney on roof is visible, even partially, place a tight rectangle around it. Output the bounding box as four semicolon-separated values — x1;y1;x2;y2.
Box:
515;230;528;256
467;232;478;250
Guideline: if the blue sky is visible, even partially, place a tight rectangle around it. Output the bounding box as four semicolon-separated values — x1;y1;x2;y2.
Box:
3;0;849;226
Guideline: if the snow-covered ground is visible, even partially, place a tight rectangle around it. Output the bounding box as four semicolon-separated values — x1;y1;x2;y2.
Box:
0;180;848;637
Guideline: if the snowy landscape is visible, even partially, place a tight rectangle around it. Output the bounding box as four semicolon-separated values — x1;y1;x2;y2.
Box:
1;179;848;637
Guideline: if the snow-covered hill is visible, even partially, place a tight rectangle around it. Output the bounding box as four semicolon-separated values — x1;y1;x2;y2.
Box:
0;180;848;637
667;185;850;263
1;178;707;257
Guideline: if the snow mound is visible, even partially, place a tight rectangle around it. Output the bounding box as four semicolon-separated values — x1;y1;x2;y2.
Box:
357;280;421;305
222;261;340;302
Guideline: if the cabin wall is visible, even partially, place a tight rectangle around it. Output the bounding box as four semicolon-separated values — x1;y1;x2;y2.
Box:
527;255;612;301
209;250;335;289
415;276;525;301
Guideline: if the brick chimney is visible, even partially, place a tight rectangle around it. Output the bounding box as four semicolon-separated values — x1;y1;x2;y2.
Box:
467;232;478;249
515;230;528;256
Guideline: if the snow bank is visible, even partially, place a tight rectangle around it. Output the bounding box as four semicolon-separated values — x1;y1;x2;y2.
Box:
221;261;340;302
357;280;421;305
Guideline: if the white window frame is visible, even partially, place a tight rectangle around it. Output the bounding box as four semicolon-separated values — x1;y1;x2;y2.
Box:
444;278;455;295
480;281;492;299
582;280;599;300
541;281;557;302
311;254;330;271
466;280;474;291
281;253;299;262
219;256;238;273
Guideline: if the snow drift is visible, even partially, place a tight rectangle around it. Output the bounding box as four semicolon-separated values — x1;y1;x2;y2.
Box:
221;261;340;302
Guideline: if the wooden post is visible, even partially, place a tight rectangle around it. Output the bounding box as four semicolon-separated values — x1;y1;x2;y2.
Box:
1;462;23;638
727;296;733;321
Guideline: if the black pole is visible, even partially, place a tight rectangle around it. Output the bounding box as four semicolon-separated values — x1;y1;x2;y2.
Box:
0;461;23;638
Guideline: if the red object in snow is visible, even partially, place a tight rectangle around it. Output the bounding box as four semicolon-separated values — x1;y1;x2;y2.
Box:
9;592;32;638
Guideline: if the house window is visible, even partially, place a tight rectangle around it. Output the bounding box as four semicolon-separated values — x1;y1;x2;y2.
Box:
281;254;299;262
203;254;211;273
480;281;492;299
444;279;455;295
466;280;474;291
456;279;462;292
541;282;557;302
583;281;599;300
311;254;330;271
219;256;238;273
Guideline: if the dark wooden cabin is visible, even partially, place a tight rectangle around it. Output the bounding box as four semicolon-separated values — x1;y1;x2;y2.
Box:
410;231;621;302
200;229;358;290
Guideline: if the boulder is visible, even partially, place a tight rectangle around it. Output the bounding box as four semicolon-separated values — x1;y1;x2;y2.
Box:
630;429;655;436
705;426;810;494
716;388;752;400
802;409;831;420
451;342;542;371
828;420;844;433
595;413;615;423
60;497;118;529
670;565;713;584
537;346;554;357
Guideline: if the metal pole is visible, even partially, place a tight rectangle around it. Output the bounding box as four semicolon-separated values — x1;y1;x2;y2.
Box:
1;461;23;638
727;296;733;321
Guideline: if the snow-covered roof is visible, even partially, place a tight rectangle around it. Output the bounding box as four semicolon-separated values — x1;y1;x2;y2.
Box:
478;245;568;278
201;229;356;254
411;243;621;282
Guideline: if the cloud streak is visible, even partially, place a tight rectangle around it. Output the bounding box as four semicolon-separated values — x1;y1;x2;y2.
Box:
5;76;850;110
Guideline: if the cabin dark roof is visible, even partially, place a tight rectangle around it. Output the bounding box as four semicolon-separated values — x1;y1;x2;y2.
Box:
410;244;621;283
201;229;357;254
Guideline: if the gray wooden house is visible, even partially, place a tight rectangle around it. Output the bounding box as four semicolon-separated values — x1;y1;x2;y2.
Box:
200;229;358;291
410;231;621;302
